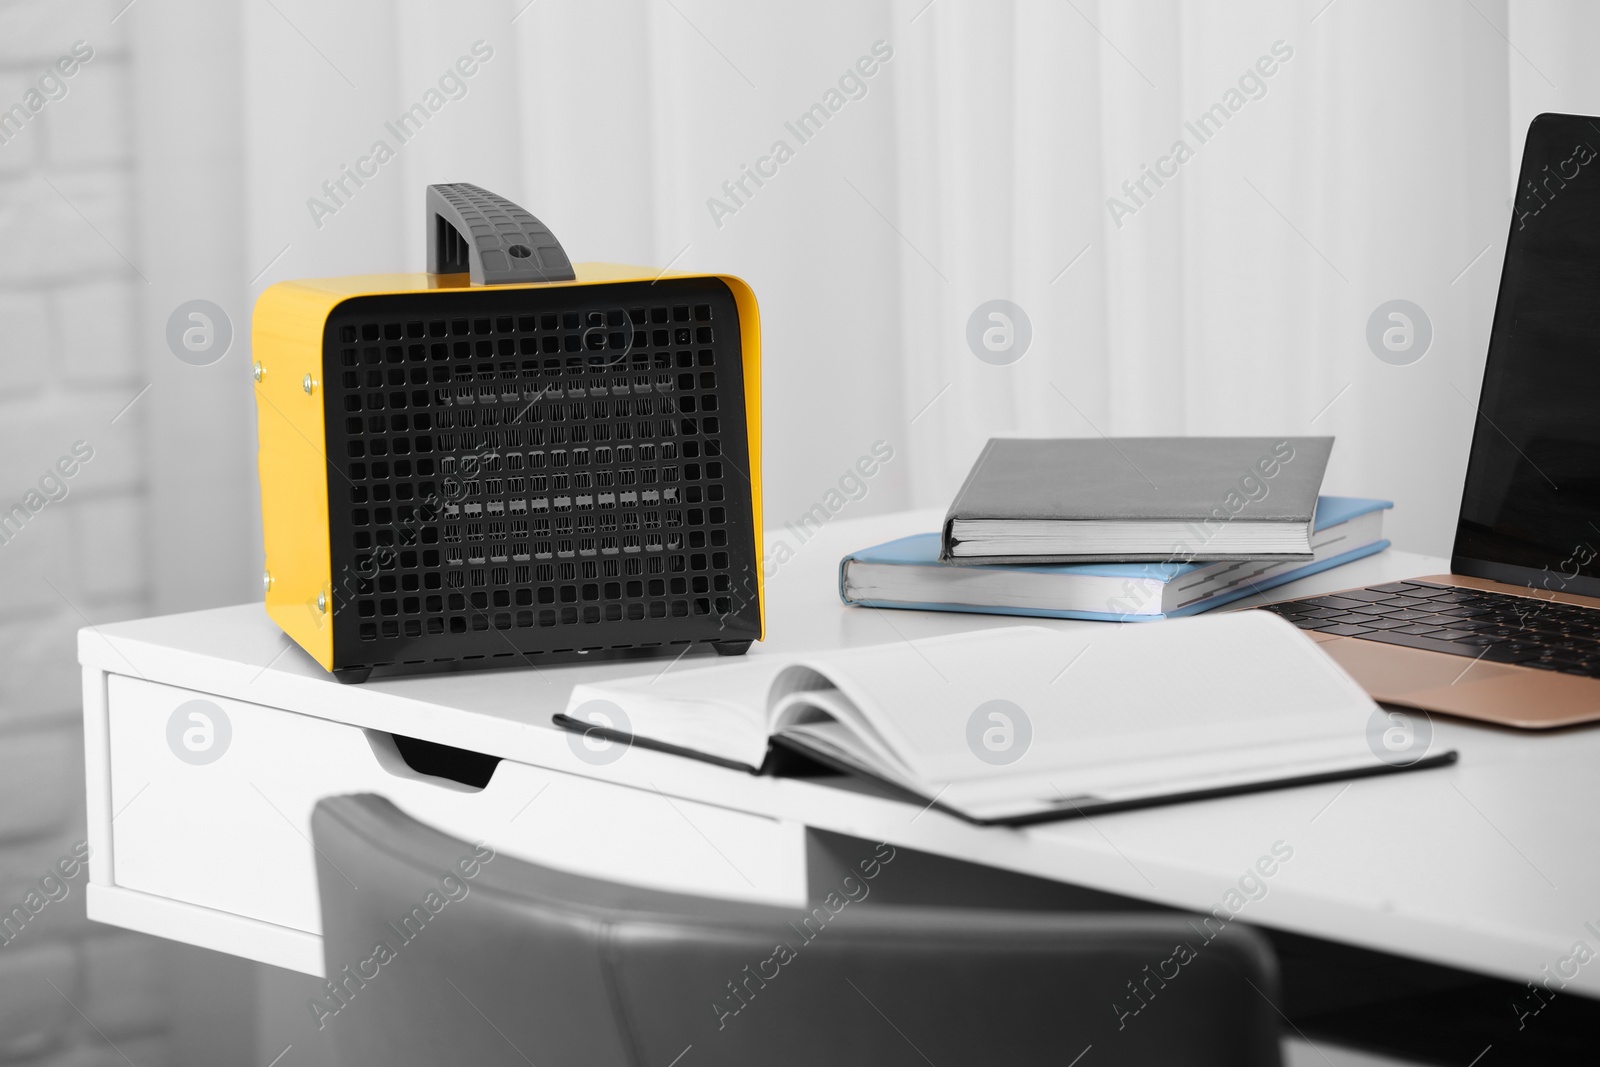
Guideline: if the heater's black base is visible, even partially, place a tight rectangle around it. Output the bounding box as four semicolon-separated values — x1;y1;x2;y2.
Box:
327;636;758;683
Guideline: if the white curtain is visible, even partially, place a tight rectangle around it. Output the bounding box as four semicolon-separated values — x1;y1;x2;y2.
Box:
134;0;1600;610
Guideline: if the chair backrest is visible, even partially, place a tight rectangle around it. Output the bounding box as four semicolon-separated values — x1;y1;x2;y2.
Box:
311;793;1283;1066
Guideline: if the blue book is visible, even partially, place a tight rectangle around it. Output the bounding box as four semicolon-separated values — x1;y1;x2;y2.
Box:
840;496;1391;622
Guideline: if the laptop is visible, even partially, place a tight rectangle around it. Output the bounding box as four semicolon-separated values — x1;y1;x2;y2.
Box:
1260;112;1600;729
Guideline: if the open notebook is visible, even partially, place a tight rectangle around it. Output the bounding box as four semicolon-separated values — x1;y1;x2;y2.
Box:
554;612;1456;825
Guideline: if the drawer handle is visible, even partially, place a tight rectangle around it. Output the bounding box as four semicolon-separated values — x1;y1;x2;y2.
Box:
364;731;501;791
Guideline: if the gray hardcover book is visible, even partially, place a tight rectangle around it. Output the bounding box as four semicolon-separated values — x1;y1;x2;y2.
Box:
940;436;1334;564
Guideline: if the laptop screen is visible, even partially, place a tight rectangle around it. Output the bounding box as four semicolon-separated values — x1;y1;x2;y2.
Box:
1453;113;1600;597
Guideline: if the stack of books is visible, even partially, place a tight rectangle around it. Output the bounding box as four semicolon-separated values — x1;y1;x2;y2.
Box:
840;436;1391;621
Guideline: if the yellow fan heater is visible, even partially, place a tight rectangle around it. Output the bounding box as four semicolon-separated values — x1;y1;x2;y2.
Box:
253;184;762;682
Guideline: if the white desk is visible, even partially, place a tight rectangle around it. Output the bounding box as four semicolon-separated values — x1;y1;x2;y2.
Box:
79;508;1600;998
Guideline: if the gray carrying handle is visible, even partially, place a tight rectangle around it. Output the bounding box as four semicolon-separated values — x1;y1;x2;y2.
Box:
425;183;576;285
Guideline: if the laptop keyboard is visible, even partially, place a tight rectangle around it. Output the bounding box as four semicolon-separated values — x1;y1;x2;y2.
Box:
1260;580;1600;678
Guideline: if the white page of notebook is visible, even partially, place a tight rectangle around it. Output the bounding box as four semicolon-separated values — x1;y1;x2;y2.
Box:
565;658;787;768
771;613;1373;786
565;611;1379;804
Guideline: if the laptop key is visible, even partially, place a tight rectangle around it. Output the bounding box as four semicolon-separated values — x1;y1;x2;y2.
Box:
1480;645;1544;664
1336;589;1401;603
1312;623;1374;636
1400;588;1459;600
1525;658;1580;674
1357;630;1485;656
1385;609;1443;622
1300;596;1372;610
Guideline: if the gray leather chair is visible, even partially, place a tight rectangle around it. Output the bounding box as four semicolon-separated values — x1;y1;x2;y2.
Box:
311;794;1283;1065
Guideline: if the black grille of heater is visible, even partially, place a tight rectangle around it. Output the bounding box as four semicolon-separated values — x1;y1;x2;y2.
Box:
320;278;759;672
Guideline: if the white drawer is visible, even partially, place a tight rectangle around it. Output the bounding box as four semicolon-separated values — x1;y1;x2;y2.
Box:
103;675;805;967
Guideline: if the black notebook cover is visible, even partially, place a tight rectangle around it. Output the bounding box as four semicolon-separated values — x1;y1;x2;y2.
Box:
941;436;1334;563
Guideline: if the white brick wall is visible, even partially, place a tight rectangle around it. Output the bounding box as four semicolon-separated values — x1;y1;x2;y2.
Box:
0;943;75;1060
56;281;138;385
0;291;50;392
0;2;174;1064
0;727;77;841
82;934;174;1037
